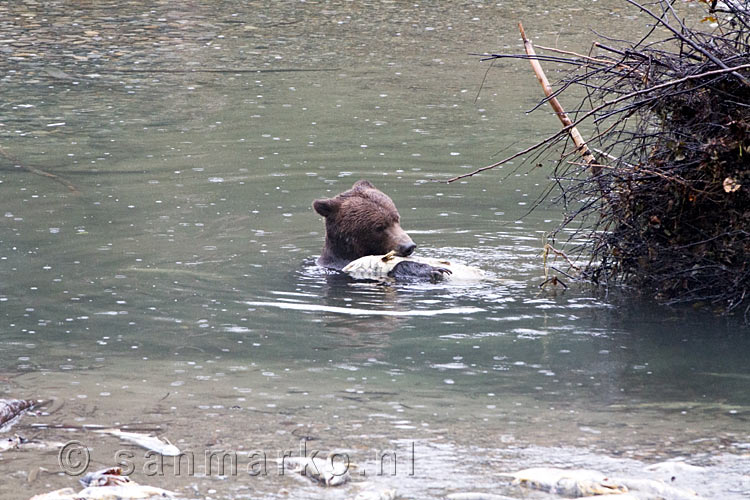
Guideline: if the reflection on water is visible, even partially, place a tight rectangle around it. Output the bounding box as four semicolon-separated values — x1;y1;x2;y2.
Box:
1;1;749;499
245;300;485;317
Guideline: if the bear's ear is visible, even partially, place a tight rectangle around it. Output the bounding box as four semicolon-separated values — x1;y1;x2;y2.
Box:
352;180;375;190
313;198;338;217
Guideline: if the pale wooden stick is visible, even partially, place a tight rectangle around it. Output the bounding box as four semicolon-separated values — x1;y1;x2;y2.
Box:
518;22;601;179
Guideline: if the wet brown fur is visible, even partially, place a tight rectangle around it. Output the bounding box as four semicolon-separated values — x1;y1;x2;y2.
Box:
313;180;416;270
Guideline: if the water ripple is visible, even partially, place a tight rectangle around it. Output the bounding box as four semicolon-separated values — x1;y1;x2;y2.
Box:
244;300;483;317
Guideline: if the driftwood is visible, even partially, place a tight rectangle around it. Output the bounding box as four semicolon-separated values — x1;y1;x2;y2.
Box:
517;22;599;180
457;1;750;316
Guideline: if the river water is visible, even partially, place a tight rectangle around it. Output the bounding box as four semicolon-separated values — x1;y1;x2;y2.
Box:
1;1;748;499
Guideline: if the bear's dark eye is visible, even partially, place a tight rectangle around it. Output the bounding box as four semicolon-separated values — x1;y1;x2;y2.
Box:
376;224;387;232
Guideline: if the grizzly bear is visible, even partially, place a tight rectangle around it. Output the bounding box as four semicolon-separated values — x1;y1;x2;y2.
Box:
312;180;449;279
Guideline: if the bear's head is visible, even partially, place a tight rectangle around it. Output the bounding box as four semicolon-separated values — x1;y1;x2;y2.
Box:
313;180;417;269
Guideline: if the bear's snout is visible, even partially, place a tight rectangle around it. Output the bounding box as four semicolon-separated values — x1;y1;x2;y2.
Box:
387;224;416;257
396;242;417;257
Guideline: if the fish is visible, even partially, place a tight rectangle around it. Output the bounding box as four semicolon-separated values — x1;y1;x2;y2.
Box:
0;434;25;452
29;467;176;499
0;399;36;431
79;467;131;488
619;478;706;500
28;488;78;500
503;467;628;496
501;467;708;500
93;429;180;456
446;494;517;500
343;253;486;281
278;456;350;486
354;484;397;500
75;483;175;499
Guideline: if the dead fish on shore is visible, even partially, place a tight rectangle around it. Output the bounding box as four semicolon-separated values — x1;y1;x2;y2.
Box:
618;478;706;500
503;467;628;497
94;429;180;456
79;467;132;488
502;466;708;500
278;456;350;486
446;494;517;500
0;398;37;431
28;489;79;500
353;483;397;500
29;467;175;499
0;434;27;452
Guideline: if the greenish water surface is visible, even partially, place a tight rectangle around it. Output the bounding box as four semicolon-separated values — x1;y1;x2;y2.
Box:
1;1;748;499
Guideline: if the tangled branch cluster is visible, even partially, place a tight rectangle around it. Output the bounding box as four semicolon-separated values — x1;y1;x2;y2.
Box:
486;1;750;316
